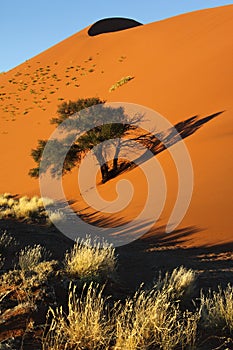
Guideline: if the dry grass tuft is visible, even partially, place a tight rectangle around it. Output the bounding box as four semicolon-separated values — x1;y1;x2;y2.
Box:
42;282;112;350
42;267;199;350
64;237;117;282
114;283;198;350
0;193;54;222
46;209;66;225
109;76;134;92
0;230;17;250
18;244;51;272
155;266;196;300
200;284;233;334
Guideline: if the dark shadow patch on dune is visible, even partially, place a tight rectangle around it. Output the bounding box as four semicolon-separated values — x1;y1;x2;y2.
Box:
116;224;233;292
88;17;143;36
0;220;74;269
106;111;224;180
138;111;224;160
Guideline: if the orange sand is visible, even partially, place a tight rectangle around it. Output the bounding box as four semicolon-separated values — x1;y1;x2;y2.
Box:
0;5;232;247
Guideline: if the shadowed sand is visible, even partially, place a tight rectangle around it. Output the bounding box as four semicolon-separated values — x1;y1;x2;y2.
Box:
0;5;232;248
88;17;142;36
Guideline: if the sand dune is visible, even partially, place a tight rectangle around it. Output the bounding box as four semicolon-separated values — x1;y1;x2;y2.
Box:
0;4;232;247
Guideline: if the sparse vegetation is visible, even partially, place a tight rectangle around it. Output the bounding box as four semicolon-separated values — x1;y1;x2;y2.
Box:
199;284;233;334
155;265;196;300
41;267;198;350
64;237;116;282
42;266;198;350
0;193;55;223
43;283;112;350
109;76;134;92
47;209;66;225
114;285;198;350
18;244;51;272
1;234;233;350
0;229;17;250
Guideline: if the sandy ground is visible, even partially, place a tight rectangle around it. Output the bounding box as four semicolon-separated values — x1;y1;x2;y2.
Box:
0;4;232;248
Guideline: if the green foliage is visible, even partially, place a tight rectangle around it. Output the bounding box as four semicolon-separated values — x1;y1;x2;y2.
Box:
50;97;104;125
29;97;137;182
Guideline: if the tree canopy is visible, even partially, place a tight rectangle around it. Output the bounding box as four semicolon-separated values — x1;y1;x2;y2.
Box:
29;98;142;183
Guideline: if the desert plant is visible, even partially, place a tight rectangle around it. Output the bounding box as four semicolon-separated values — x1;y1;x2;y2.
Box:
0;194;54;222
13;196;44;219
18;244;51;272
109;76;134;92
114;286;198;350
0;193;12;206
42;282;112;350
46;209;66;225
200;284;233;334
42;268;199;350
0;230;17;250
155;266;196;300
64;237;116;282
29;97;145;183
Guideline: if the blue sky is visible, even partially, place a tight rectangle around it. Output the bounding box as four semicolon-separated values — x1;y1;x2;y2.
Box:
1;0;232;72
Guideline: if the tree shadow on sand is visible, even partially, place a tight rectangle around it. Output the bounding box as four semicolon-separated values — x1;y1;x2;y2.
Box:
116;224;233;293
107;111;224;180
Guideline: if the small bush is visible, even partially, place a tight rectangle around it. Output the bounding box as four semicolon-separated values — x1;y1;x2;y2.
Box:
42;267;199;350
64;237;116;282
200;284;233;334
46;210;66;225
0;193;12;207
18;244;51;272
0;194;54;222
114;286;198;350
109;76;134;92
43;282;112;350
0;230;17;250
155;266;196;300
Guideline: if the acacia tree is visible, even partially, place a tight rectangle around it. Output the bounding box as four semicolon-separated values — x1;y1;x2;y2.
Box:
29;98;144;183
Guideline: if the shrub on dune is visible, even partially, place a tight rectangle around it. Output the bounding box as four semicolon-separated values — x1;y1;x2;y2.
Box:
0;193;11;207
14;196;40;219
0;230;17;250
155;266;196;300
18;244;51;272
43;267;199;350
200;284;233;334
109;76;134;92
43;282;112;350
0;193;54;222
46;209;66;225
114;287;198;350
64;237;117;282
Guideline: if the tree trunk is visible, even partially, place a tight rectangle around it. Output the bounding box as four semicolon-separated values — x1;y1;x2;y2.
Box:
94;145;109;183
100;163;109;183
113;158;118;172
113;140;121;174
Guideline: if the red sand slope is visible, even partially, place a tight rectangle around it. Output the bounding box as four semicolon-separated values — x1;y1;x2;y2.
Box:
0;5;232;247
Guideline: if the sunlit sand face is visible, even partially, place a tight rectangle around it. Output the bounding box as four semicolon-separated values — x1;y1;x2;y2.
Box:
0;5;232;247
